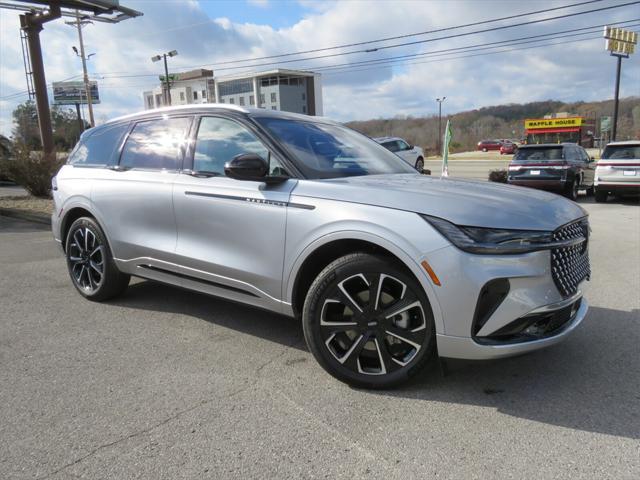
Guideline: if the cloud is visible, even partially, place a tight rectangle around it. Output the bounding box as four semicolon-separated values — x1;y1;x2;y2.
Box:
247;0;269;7
1;0;639;137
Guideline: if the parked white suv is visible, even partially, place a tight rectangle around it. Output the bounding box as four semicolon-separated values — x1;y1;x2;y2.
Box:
595;141;640;202
375;137;425;172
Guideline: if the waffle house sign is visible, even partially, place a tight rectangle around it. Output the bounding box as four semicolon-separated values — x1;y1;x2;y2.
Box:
525;117;583;130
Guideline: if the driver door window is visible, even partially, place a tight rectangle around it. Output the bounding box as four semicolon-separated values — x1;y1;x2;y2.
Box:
193;117;285;175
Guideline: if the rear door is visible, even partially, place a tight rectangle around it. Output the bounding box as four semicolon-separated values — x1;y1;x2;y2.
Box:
172;114;297;310
91;115;192;262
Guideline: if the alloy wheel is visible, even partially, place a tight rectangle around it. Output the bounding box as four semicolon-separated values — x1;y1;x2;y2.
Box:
68;226;105;293
319;273;427;376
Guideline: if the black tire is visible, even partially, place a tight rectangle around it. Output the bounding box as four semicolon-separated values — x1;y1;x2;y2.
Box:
65;217;130;301
586;185;595;196
565;179;579;201
302;253;435;389
415;157;424;173
482;147;488;152
594;189;608;203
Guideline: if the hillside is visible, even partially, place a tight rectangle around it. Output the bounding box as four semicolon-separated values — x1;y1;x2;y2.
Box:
346;97;640;155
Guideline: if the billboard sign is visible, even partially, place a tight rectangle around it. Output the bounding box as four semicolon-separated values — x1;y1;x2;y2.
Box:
600;116;612;133
53;81;100;105
603;26;638;56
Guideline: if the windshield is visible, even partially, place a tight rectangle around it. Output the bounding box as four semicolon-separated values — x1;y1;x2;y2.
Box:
513;147;563;161
602;145;640;160
254;117;416;179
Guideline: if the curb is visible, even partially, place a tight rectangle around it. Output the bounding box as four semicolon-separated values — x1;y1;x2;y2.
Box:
0;208;51;226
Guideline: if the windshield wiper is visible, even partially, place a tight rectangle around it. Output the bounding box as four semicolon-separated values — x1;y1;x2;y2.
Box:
183;169;222;178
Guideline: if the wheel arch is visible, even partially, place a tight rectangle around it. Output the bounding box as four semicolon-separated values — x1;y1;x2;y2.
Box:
287;232;444;333
60;206;108;253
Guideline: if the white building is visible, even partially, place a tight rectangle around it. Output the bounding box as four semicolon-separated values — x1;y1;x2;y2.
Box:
143;68;323;116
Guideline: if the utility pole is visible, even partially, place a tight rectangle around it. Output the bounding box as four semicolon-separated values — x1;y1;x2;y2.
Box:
436;97;446;156
19;5;61;158
603;26;637;141
152;50;178;106
68;11;94;127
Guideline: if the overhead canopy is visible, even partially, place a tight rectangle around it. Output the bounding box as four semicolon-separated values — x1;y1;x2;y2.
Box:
0;0;142;22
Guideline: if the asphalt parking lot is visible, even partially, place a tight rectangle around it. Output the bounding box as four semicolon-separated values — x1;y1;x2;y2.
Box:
1;194;638;479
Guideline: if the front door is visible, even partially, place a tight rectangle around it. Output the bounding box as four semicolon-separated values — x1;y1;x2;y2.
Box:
172;115;296;312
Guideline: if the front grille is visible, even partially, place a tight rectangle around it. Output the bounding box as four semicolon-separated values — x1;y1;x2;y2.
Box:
551;219;590;297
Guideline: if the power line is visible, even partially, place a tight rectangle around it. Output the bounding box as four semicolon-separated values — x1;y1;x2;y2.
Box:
96;0;640;79
321;29;640;77
131;0;605;65
296;20;640;74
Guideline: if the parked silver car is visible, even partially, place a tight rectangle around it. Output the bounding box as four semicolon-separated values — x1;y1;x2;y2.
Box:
52;105;591;388
374;136;425;172
595;140;640;202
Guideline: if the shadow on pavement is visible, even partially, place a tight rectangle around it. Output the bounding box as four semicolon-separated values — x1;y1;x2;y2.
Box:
111;280;639;440
111;280;306;351
383;305;640;440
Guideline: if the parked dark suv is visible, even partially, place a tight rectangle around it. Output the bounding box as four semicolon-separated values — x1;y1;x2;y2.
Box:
507;143;595;200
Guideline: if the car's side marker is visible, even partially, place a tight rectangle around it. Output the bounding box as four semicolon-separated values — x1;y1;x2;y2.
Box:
421;260;441;286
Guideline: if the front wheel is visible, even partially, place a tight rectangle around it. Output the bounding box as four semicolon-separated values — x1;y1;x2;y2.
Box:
302;253;435;389
415;157;424;173
65;217;130;301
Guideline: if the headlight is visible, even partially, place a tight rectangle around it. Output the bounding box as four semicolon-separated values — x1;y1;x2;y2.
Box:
422;215;561;254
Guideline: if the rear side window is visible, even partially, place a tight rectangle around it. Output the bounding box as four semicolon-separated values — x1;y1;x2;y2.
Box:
514;147;563;161
602;145;640;159
68;123;129;166
120;117;191;170
382;141;400;152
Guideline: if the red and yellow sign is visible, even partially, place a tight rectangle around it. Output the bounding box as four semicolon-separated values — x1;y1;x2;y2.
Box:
525;117;584;130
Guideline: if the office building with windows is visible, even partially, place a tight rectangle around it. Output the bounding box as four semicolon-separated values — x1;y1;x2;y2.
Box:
143;68;322;116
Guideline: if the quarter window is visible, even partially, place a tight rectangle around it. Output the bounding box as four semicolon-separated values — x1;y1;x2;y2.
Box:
193;117;284;176
120;117;191;170
68;123;129;166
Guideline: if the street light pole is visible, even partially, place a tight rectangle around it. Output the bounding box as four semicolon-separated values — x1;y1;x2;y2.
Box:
611;53;623;141
163;54;170;106
436;97;446;156
152;50;178;107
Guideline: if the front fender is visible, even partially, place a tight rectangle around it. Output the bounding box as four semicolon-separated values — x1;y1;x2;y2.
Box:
283;200;449;334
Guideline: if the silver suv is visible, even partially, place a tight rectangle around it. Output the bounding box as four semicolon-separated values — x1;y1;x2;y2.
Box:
52;105;591;388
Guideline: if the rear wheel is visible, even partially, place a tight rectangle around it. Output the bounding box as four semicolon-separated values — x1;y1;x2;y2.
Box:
594;189;608;203
65;217;130;301
302;253;435;389
565;179;579;201
415;157;424;173
482;147;488;152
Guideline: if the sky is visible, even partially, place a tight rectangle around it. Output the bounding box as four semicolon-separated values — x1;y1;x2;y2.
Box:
0;0;639;137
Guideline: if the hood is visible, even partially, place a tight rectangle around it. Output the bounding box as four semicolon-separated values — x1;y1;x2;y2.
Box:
292;174;587;231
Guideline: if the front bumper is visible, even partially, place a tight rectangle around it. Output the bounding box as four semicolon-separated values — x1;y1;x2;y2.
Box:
422;241;589;361
436;297;588;360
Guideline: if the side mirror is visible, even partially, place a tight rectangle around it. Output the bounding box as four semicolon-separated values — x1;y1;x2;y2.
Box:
224;153;269;181
407;144;413;150
224;153;288;184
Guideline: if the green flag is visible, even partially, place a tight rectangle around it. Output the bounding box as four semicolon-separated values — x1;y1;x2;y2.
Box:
441;119;452;177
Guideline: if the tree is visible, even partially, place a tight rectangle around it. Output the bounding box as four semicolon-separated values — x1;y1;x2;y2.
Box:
11;100;89;151
12;101;41;149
